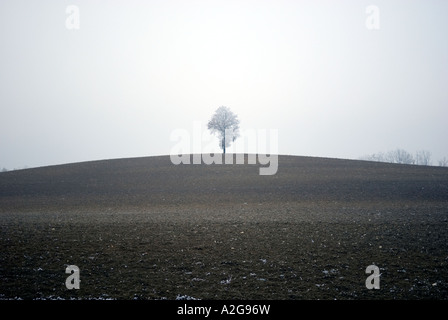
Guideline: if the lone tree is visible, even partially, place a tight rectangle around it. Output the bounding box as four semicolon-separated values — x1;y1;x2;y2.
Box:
207;106;240;154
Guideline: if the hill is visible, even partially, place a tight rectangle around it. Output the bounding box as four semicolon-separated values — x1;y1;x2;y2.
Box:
1;154;447;217
1;155;447;300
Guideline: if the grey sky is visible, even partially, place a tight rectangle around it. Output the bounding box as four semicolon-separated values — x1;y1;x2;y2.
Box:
1;0;447;169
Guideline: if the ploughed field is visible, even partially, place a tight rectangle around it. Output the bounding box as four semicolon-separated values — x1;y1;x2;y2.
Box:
1;155;447;300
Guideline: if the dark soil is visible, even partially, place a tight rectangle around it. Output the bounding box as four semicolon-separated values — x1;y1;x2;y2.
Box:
1;155;447;300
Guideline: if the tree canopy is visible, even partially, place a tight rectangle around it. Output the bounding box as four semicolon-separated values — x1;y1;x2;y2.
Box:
207;106;240;154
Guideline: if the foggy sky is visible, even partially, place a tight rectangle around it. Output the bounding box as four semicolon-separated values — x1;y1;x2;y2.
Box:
1;0;447;170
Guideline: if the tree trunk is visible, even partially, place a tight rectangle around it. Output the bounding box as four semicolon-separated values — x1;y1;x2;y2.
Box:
222;136;226;154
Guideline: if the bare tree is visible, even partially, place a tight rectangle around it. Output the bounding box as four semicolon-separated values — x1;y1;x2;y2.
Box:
359;152;385;162
361;148;416;165
207;106;240;154
439;157;448;167
415;150;432;166
385;148;415;164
